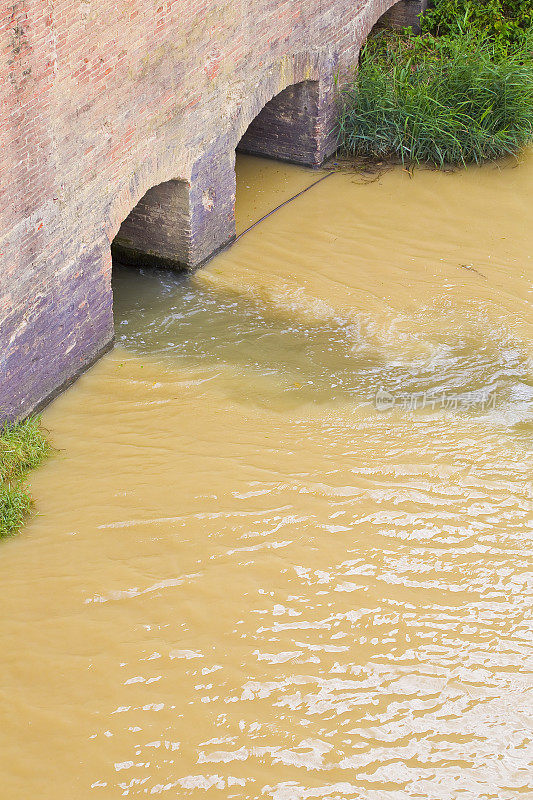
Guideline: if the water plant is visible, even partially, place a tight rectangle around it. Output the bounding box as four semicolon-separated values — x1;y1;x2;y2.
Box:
0;417;51;538
338;28;533;167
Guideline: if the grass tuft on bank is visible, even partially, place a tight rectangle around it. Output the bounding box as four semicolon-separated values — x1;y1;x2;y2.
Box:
0;417;51;539
420;0;533;50
338;29;533;167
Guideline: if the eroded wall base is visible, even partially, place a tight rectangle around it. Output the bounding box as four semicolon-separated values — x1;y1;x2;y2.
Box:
0;245;114;423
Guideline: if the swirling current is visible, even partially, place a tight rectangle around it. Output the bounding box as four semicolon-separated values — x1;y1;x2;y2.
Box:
1;153;531;799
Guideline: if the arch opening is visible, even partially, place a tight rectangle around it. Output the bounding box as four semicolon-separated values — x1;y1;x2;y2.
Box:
237;79;333;168
110;77;337;274
372;0;428;35
110;149;237;272
111;178;192;270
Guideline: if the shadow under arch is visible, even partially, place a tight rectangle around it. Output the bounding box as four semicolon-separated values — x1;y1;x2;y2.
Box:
108;0;426;276
109;53;338;274
236;77;335;169
111;177;194;270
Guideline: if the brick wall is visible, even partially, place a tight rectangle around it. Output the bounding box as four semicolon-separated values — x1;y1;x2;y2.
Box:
0;0;416;422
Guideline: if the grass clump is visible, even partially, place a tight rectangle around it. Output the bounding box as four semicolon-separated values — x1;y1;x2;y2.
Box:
338;28;533;167
421;0;533;50
0;417;51;539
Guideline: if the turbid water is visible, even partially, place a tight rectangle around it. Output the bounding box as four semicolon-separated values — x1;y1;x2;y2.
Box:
1;153;532;799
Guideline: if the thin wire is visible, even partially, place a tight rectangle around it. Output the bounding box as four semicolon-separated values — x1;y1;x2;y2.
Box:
233;170;335;244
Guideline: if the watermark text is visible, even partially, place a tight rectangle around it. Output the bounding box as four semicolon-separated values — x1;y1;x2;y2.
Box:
375;388;497;413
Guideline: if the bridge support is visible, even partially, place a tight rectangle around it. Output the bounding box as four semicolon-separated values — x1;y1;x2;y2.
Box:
112;152;236;270
113;77;336;271
377;0;429;33
237;80;336;168
3;0;426;422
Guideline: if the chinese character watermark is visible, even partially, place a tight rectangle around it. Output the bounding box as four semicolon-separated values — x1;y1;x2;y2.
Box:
375;388;497;413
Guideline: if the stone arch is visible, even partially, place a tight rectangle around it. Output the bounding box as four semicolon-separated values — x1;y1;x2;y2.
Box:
109;152;237;272
378;0;428;34
238;80;320;163
231;51;337;168
106;156;194;249
106;2;426;275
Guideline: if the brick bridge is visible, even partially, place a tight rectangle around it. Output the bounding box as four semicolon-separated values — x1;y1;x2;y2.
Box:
1;0;426;421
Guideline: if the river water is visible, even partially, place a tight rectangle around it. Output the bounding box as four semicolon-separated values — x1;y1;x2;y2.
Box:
1;154;532;799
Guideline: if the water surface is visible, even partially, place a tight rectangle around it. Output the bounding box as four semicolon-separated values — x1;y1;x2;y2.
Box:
1;153;532;799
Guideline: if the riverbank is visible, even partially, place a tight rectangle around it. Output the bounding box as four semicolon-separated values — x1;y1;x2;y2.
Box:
338;13;533;167
0;417;51;538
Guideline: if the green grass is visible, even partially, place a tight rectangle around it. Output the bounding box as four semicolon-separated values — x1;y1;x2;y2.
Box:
421;0;533;50
0;417;51;539
338;30;533;167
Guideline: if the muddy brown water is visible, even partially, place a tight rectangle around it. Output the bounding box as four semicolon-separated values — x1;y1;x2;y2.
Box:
1;154;532;799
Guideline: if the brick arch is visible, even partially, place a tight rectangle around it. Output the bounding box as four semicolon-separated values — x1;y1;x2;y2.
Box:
230;52;325;149
1;0;426;421
108;49;332;271
100;0;424;256
360;0;411;40
106;0;416;258
106;157;192;248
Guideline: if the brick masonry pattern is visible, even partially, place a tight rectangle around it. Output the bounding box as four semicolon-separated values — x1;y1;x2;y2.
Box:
0;0;425;421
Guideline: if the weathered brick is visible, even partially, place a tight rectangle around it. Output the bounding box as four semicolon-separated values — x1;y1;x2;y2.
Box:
0;0;422;422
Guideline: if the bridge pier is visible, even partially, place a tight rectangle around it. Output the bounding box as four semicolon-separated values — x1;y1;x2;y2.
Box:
112;152;236;271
